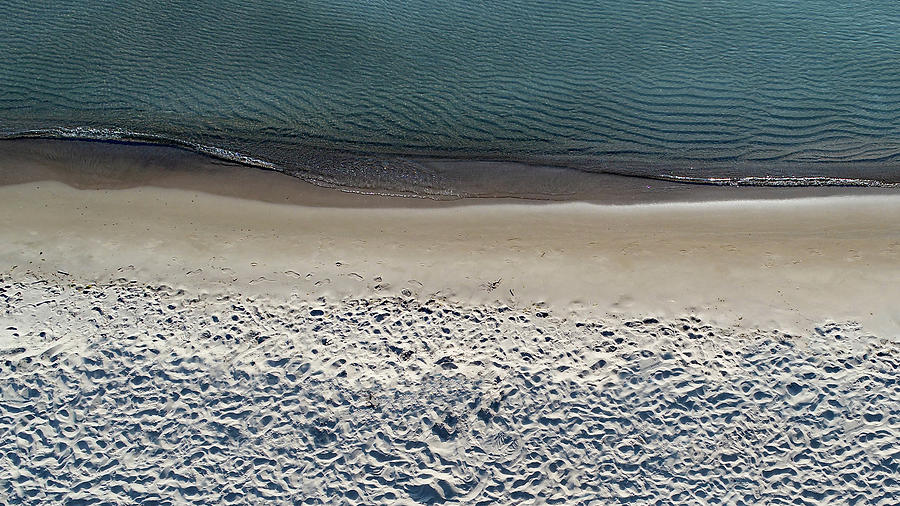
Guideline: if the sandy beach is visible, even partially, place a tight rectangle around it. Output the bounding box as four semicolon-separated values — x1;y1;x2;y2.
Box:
1;148;898;334
1;144;899;503
4;0;900;501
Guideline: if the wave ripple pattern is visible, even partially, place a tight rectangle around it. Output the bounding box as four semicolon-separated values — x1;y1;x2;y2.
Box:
1;276;898;504
1;1;900;185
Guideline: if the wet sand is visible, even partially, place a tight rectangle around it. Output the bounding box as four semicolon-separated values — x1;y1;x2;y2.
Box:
0;147;898;333
1;140;899;503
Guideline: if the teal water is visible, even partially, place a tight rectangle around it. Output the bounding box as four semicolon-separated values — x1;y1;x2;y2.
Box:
1;0;899;194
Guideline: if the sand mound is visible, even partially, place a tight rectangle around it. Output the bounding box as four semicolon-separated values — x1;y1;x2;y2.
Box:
1;272;898;504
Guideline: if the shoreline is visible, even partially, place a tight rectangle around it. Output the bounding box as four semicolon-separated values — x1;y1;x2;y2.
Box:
3;138;900;207
1;141;898;334
2;138;899;504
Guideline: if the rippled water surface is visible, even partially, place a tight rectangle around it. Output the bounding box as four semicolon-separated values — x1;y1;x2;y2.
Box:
1;0;899;193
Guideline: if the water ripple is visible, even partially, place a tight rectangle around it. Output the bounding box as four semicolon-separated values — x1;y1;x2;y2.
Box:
1;0;899;193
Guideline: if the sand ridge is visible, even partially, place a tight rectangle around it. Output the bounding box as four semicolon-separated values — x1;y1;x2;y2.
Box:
1;272;898;504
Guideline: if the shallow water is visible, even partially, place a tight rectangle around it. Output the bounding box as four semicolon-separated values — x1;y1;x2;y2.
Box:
5;138;900;204
1;0;899;195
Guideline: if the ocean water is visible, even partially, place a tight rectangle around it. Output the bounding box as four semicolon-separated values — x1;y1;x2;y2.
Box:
1;0;899;195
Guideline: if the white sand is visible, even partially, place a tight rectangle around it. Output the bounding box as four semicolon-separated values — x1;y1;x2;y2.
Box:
1;274;898;503
1;169;899;503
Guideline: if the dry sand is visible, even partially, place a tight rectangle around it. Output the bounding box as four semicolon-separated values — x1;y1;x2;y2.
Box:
1;149;899;503
1;174;898;334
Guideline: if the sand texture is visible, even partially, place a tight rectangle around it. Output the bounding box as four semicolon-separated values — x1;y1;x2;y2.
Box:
1;272;898;504
1;155;899;504
1;178;899;335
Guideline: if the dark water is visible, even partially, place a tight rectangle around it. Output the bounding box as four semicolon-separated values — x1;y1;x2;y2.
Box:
1;0;899;196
